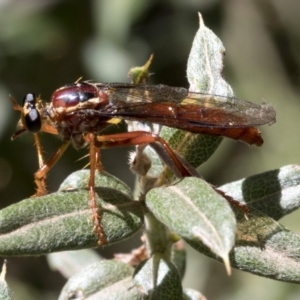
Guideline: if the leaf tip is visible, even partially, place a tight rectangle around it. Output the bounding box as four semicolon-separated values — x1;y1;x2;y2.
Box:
0;260;7;281
222;255;232;276
198;12;204;28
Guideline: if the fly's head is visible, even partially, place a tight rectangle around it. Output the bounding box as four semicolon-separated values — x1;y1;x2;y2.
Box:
10;93;47;140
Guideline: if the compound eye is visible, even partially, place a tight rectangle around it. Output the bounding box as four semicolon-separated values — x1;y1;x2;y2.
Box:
24;108;41;133
22;93;41;133
22;93;36;107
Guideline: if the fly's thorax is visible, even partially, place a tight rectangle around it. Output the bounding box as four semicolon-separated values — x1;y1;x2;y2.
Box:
51;107;112;148
51;82;110;111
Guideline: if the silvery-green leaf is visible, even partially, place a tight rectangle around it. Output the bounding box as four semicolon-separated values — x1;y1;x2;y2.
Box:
85;276;141;300
145;13;235;175
219;164;300;220
133;253;182;300
0;171;143;255
189;201;300;283
232;207;300;282
187;12;234;96
146;177;236;271
58;260;137;300
59;169;132;198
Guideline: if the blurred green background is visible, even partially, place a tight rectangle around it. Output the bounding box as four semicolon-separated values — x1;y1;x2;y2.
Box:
0;0;300;299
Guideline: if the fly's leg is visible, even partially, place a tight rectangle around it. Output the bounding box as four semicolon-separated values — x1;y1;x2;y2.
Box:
216;188;249;216
33;134;45;169
86;133;107;245
84;130;199;243
34;140;70;196
95;131;199;178
33;133;47;196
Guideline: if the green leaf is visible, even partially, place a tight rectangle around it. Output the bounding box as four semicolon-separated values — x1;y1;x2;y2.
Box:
160;127;222;169
146;177;236;270
58;260;140;300
157;12;237;171
86;277;141;300
133;253;182;300
59;169;133;198
187;199;300;283
0;171;143;255
187;13;234;96
203;164;300;281
141;13;236;177
220;165;300;282
219;164;300;220
231;207;300;282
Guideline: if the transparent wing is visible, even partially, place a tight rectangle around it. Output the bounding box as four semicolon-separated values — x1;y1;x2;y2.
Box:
94;83;276;128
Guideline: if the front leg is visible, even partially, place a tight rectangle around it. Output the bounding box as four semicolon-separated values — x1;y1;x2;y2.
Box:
85;133;107;245
34;140;70;196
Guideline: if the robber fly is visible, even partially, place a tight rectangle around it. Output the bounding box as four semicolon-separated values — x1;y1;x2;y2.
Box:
10;81;276;244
